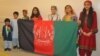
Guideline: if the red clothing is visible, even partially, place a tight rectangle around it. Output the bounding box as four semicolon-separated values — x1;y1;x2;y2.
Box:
78;11;98;50
32;16;42;21
79;49;92;56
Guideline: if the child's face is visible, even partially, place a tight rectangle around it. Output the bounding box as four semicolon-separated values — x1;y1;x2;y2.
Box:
13;14;18;19
23;12;27;16
51;8;57;14
84;2;91;10
65;6;72;13
33;9;38;15
5;22;10;26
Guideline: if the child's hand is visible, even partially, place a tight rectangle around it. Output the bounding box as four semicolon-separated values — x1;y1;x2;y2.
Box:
82;32;87;36
7;26;11;31
85;32;92;37
80;29;87;36
7;27;10;30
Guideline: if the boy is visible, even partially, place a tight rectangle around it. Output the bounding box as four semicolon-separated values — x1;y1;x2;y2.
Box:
2;18;13;51
48;6;61;21
22;9;29;20
11;11;19;49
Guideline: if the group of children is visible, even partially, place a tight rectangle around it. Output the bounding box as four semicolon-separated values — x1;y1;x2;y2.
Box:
2;0;98;56
2;12;20;51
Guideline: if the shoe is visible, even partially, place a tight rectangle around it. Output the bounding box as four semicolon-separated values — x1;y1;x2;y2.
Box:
8;48;12;51
4;48;8;51
16;46;20;49
13;46;17;49
17;47;20;49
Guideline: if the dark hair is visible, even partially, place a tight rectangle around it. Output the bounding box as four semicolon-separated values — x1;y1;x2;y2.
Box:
13;11;19;16
23;9;28;13
51;6;57;10
30;7;40;18
4;18;10;22
81;7;94;29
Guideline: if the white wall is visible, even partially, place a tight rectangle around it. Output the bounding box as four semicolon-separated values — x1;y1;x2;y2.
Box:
0;0;100;56
0;0;84;20
92;0;100;56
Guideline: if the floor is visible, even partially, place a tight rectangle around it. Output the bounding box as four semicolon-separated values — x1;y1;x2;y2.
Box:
0;36;44;56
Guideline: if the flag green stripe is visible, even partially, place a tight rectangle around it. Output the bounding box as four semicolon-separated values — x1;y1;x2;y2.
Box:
54;21;78;56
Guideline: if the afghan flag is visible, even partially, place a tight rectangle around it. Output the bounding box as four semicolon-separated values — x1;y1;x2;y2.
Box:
18;19;78;56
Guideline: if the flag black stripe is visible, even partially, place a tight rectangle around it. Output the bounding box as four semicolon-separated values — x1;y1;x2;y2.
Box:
18;19;34;52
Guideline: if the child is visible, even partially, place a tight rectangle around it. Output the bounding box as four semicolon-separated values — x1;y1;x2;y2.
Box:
30;7;42;20
22;9;29;20
2;18;13;51
48;6;61;21
63;5;77;22
11;11;19;49
78;1;98;56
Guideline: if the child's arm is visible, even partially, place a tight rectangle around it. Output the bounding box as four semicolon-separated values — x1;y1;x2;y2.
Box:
2;26;5;37
10;26;13;32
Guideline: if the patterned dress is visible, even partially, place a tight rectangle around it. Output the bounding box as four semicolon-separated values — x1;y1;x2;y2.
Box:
78;11;98;50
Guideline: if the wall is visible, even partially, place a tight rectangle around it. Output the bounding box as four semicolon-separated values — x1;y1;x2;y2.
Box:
0;0;100;56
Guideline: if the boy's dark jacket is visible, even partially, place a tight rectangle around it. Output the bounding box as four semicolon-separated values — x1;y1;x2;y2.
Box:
2;25;13;41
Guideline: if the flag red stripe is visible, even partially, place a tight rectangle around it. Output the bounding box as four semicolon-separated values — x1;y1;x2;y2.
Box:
33;20;54;55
